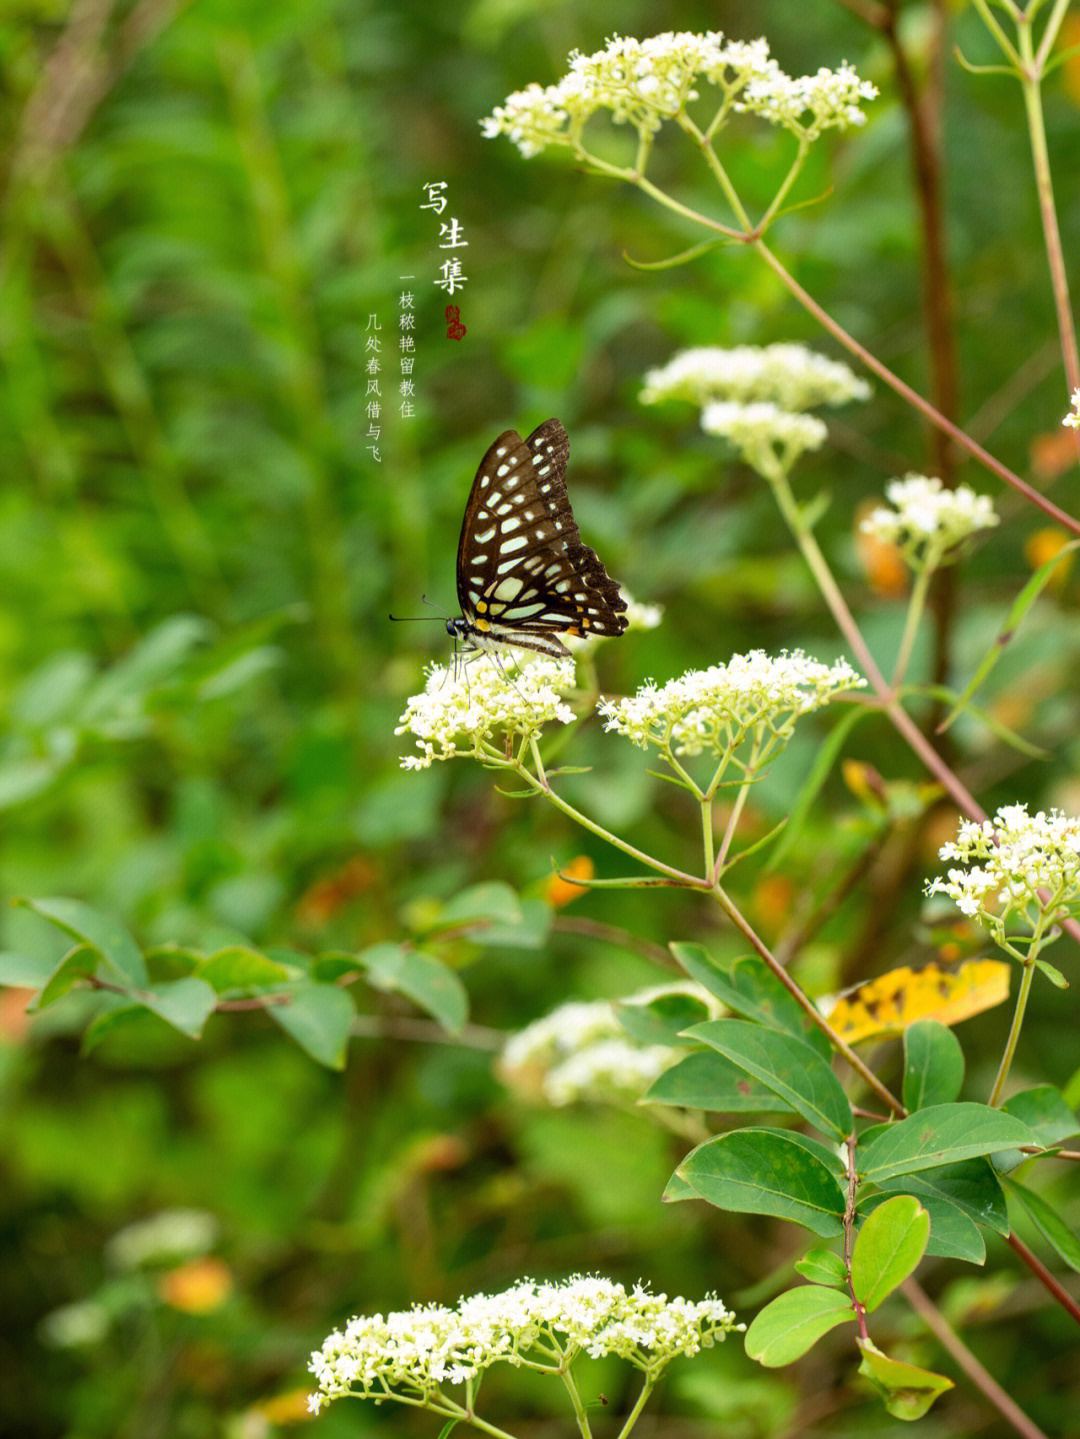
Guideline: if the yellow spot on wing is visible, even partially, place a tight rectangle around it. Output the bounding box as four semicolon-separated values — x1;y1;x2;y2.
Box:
475;600;488;613
475;617;490;632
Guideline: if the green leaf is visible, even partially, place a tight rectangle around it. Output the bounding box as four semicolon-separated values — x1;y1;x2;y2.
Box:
661;1171;699;1203
679;1128;847;1237
473;897;551;949
140;978;218;1038
266;982;355;1069
875;1158;1009;1236
617;991;713;1047
1004;1177;1080;1273
903;1020;964;1111
795;1248;848;1287
430;881;523;932
851;1196;929;1311
644;1050;796;1113
998;1085;1078;1168
670;944;829;1055
358;943;468;1033
198;946;292;991
36;946;99;1008
744;1286;855;1366
18;897;148;988
858;1104;1038;1182
688;1020;853;1139
856;1338;954;1419
0;950;57;989
860;1190;985;1264
1033;956;1068;988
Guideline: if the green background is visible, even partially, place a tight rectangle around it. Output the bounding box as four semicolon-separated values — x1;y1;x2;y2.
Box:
2;0;1079;1435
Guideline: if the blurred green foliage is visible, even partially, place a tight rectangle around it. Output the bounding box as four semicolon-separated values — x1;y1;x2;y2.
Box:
3;0;1080;1435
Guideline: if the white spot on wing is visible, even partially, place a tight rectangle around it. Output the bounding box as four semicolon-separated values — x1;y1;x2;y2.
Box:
492;576;524;602
501;535;528;554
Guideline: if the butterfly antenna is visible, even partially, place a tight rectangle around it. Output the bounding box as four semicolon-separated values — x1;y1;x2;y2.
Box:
389;595;452;623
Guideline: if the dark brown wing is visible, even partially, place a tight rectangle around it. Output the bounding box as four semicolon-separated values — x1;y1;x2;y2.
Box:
454;419;628;646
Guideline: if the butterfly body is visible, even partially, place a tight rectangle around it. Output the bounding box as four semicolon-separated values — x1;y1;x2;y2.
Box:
450;419;627;660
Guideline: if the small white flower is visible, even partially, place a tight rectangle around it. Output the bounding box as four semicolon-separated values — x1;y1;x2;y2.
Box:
1063;388;1080;430
395;656;576;769
308;1276;740;1411
641;344;871;411
926;803;1080;937
598;649;865;757
860;474;998;566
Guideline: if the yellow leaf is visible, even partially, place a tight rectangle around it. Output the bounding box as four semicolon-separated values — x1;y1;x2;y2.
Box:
824;959;1010;1043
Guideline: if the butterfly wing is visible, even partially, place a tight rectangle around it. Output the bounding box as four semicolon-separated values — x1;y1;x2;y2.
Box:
455;419;628;658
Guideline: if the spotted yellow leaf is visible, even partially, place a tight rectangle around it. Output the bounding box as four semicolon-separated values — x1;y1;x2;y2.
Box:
823;960;1010;1044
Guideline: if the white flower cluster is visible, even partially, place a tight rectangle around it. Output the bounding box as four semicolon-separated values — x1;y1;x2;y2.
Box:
308;1275;739;1413
701;400;827;466
641;344;872;412
926;803;1080;932
860;474;999;565
737;61;879;138
396;656;576;769
499;987;710;1106
1063;388;1080;430
598;649;865;757
481;32;876;158
642;344;869;474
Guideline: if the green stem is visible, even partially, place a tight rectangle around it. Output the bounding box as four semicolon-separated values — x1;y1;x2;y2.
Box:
677;115;753;227
988;956;1037;1107
1015;12;1080;410
756;139;812;231
361;1390;520;1439
701;795;715;880
751;238;1080;537
765;461;995;823
559;1365;594;1439
710;884;905;1116
527;738;704;887
890;562;933;689
614;1375;657;1439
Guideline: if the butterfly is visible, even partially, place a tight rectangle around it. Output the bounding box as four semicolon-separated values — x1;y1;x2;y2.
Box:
445;419;629;660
